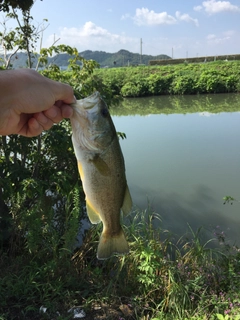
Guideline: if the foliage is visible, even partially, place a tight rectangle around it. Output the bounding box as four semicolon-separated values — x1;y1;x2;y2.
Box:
1;209;240;319
37;44;100;98
93;61;240;97
0;5;48;68
0;0;36;12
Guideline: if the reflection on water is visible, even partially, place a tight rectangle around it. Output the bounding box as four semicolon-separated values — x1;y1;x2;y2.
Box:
111;93;240;116
112;94;240;245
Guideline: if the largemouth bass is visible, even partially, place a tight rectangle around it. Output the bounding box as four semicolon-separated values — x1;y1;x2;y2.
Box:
70;91;132;260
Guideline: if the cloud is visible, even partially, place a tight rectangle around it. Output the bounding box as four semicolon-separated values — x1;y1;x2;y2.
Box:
131;8;199;27
206;33;231;44
196;0;240;14
80;21;112;37
45;21;137;53
207;34;216;40
175;11;199;26
194;5;203;11
133;7;177;26
121;13;131;20
223;30;235;37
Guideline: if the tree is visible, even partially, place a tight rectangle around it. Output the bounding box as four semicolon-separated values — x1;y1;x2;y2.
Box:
0;0;37;12
0;5;48;68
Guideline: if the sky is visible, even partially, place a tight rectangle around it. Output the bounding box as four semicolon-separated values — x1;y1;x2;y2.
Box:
2;0;240;58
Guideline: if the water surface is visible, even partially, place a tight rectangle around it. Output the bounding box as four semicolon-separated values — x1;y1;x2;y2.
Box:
111;94;240;244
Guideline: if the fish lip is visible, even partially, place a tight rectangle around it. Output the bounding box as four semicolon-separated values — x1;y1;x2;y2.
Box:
71;91;101;112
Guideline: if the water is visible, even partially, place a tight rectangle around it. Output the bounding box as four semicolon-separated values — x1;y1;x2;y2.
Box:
111;94;240;245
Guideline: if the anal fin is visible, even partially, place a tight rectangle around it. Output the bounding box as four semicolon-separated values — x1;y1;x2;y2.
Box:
121;185;132;216
86;200;101;224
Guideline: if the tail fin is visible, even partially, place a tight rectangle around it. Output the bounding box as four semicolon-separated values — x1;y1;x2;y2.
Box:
97;228;129;260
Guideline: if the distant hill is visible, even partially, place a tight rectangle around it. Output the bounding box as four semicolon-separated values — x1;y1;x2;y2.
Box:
79;49;171;67
0;49;171;69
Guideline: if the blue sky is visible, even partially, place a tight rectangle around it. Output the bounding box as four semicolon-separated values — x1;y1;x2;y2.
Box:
5;0;240;58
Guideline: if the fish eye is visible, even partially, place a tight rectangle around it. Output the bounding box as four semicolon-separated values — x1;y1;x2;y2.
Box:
101;108;109;117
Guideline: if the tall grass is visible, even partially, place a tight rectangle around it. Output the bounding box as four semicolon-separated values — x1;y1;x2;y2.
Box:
0;207;240;319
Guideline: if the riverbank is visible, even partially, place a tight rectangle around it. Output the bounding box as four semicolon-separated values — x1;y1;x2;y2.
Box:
94;60;240;97
1;209;240;320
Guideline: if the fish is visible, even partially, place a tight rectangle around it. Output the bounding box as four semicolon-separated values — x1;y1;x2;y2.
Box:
70;91;132;260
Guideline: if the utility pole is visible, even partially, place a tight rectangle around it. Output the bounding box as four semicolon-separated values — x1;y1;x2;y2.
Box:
140;38;142;64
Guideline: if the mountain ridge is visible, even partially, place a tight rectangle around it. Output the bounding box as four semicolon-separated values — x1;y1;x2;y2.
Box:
0;49;171;68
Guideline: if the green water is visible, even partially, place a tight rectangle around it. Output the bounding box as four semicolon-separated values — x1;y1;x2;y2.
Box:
112;94;240;244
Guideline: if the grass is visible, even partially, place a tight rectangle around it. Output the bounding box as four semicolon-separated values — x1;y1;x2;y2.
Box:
0;207;240;319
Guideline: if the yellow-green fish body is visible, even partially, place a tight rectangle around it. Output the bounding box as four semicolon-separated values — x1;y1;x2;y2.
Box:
70;92;132;259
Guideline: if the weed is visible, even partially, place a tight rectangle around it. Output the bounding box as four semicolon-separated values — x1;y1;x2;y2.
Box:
1;207;240;319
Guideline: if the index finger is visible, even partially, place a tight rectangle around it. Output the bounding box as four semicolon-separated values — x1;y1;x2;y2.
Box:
50;80;76;104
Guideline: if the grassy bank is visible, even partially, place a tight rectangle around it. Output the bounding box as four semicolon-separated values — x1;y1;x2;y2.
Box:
93;60;240;97
1;208;240;320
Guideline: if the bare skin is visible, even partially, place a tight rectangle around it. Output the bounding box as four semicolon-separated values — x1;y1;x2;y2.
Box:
0;69;75;137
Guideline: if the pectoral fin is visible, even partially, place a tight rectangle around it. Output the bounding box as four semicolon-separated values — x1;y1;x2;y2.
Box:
121;185;132;216
86;200;101;224
90;155;110;176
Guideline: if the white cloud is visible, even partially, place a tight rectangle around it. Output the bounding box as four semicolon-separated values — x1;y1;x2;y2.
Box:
131;8;199;27
133;7;177;26
45;21;137;53
175;11;199;26
194;5;203;11
206;32;231;44
199;0;240;14
121;13;131;20
81;21;111;37
223;30;235;37
207;33;216;40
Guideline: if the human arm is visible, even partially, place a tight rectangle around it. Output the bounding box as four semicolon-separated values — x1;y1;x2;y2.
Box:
0;69;75;137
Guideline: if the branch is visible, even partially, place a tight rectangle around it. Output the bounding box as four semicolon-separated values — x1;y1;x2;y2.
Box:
35;37;60;71
32;135;42;178
5;46;20;69
12;8;32;68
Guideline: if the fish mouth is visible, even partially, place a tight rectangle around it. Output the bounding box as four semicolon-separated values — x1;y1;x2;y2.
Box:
71;91;101;113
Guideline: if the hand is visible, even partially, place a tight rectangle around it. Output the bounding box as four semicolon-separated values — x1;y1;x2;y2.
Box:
0;69;76;137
